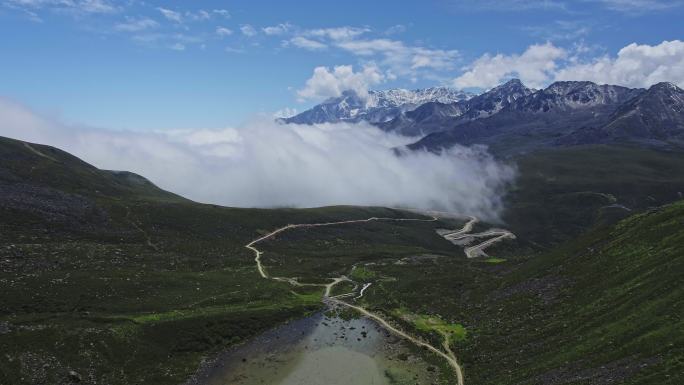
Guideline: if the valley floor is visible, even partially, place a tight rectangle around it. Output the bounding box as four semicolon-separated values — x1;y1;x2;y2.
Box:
2;136;683;385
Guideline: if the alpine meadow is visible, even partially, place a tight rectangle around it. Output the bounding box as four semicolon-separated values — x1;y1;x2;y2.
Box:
1;1;683;385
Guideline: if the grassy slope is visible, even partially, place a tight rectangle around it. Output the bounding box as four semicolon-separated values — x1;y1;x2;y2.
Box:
0;136;422;385
2;136;683;384
456;199;684;385
504;144;684;247
273;200;683;385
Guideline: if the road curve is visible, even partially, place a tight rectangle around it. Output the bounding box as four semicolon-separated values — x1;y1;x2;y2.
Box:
327;297;464;385
462;230;516;258
243;212;490;385
245;216;438;281
434;216;516;259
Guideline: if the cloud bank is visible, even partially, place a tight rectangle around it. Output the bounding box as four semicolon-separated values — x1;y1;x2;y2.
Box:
297;64;386;101
454;42;566;89
454;40;684;90
554;40;684;88
0;98;515;221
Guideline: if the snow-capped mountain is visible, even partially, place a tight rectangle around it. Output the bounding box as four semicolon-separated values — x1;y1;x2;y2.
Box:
510;81;642;113
367;87;474;108
561;82;684;145
409;80;684;155
282;87;474;125
284;78;683;154
381;79;535;136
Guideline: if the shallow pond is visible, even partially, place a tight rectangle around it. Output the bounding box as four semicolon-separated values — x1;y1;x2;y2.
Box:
190;312;440;385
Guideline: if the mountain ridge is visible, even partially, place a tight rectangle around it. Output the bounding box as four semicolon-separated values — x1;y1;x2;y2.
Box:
283;86;474;125
406;80;684;154
285;79;684;154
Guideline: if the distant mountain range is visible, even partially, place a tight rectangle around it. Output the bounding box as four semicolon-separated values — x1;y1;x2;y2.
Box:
284;80;684;155
282;87;474;125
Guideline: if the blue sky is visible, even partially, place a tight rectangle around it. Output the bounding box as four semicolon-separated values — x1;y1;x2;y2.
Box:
1;0;683;130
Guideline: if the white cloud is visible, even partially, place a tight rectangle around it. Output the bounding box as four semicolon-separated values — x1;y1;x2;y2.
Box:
446;0;568;11
132;33;164;44
156;7;215;24
191;9;211;21
334;38;404;56
157;7;182;23
297;64;386;101
74;0;115;13
272;25;457;82
288;36;327;50
454;42;567;89
290;30;459;77
522;20;591;41
240;24;257;37
216;26;233;37
212;9;230;18
556;40;684;88
594;0;683;12
129;31;204;51
0;98;515;221
225;46;245;54
115;17;158;32
170;43;185;51
384;24;407;35
273;107;298;119
445;0;682;12
263;22;292;35
5;0;118;14
305;26;370;40
454;40;684;90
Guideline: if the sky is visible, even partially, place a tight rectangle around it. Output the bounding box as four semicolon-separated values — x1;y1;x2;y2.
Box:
0;0;683;130
0;0;683;215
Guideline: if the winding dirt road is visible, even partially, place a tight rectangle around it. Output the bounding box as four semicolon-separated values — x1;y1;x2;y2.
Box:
245;216;438;282
326;297;464;385
463;230;515;258
436;216;516;259
244;211;515;385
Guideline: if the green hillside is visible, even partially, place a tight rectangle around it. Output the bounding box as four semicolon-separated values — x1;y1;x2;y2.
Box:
0;136;424;385
504;144;684;246
1;135;683;385
458;198;684;384
343;199;683;385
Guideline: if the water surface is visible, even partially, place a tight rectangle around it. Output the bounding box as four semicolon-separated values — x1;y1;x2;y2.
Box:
191;312;439;385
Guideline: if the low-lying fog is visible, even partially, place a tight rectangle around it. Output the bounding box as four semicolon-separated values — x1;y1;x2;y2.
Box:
0;98;515;221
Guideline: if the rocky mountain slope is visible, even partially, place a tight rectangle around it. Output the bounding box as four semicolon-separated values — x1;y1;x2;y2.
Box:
408;81;684;155
561;82;684;145
283;87;473;125
0;135;420;385
380;79;535;136
286;79;684;154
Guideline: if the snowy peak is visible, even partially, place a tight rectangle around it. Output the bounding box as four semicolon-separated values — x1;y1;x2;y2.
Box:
367;87;473;108
490;78;530;94
560;82;684;145
465;78;535;116
283;86;474;125
606;81;684;131
516;81;642;113
647;82;684;97
378;79;534;136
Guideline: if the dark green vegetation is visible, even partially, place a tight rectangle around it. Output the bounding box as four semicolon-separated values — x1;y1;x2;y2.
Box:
258;219;455;280
0;136;422;384
393;309;467;344
2;135;683;385
261;199;684;385
448;196;684;385
504;144;684;247
251;144;684;384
